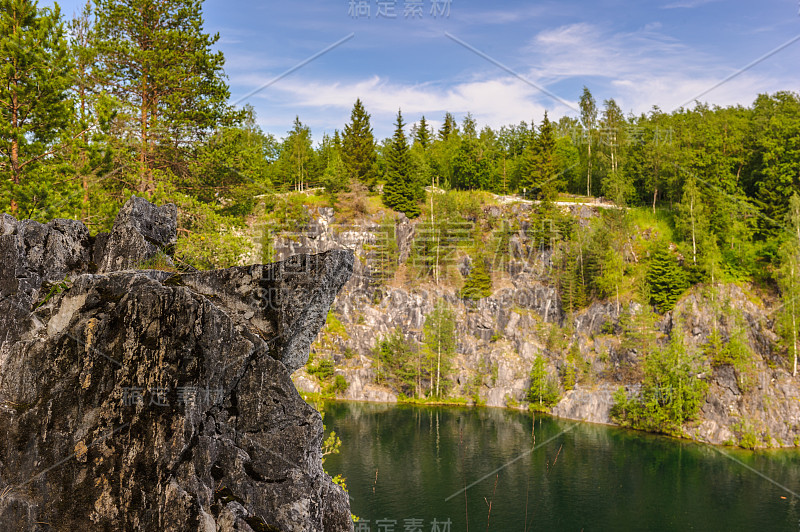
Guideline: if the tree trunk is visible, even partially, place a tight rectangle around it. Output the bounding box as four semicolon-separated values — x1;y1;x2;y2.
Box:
586;141;592;197
503;155;507;195
139;83;149;193
10;91;20;214
690;194;697;265
792;263;798;377
417;350;421;398
436;328;441;398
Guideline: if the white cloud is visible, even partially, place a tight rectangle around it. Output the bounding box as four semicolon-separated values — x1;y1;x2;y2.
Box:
239;74;570;140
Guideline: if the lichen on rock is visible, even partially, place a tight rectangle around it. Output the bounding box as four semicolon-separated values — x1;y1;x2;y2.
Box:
0;196;354;531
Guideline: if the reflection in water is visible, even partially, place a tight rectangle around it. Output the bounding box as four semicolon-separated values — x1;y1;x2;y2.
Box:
323;402;800;531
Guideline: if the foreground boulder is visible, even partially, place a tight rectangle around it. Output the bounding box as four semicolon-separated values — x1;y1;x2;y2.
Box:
0;196;354;531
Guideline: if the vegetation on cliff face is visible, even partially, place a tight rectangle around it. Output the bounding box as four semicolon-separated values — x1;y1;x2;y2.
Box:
611;331;708;436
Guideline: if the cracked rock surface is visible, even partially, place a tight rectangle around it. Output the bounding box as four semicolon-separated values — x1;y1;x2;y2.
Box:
0;196;354;531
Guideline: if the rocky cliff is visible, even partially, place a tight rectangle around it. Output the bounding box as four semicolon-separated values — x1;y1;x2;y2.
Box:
259;204;800;449
0;197;354;531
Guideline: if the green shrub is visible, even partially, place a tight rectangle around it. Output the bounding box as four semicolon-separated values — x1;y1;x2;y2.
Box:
308;359;335;382
732;420;760;450
611;332;708;436
375;329;418;396
326;374;349;395
324;310;348;339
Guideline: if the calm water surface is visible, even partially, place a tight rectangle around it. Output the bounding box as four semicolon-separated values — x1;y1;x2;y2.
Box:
322;402;800;531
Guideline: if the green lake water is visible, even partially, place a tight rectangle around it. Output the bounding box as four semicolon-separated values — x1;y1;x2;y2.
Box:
322;401;800;531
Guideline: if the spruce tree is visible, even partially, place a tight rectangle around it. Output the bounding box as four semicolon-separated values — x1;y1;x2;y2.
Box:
382;110;419;218
341;98;377;189
520;112;558;199
414;115;431;149
92;0;232;192
0;0;72;213
460;254;493;300
646;247;689;313
438;112;458;140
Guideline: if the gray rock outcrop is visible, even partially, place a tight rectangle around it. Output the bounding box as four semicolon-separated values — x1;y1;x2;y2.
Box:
0;196;354;531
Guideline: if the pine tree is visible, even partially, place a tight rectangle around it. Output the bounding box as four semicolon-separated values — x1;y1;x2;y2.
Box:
0;0;72;213
341;98;377;189
527;356;559;411
92;0;232;192
461;112;477;139
382;110;420;218
558;245;587;314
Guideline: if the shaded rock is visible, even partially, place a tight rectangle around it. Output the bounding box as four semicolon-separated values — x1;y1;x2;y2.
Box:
99;195;178;273
0;197;353;531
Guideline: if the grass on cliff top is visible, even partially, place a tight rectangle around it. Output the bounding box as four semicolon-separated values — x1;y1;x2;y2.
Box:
627;206;676;244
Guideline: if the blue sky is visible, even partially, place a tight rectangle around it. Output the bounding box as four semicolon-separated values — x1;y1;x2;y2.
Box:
48;0;800;142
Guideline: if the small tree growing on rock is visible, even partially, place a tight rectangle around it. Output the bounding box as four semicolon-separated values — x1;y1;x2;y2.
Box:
526;356;560;412
646;246;688;313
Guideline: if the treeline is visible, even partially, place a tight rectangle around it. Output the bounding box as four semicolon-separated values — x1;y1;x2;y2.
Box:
4;1;799;230
2;2;799;310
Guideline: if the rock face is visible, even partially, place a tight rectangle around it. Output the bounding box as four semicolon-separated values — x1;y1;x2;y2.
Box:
0;197;354;531
274;205;799;448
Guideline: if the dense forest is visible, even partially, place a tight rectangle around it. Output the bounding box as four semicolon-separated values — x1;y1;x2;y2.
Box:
2;0;800;382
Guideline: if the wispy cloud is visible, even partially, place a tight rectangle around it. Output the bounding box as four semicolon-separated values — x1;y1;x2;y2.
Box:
523;22;785;113
662;0;721;8
214;1;798;140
